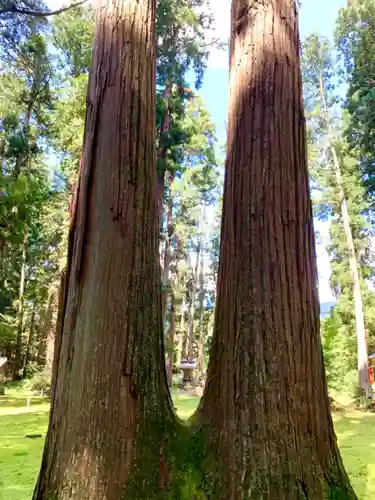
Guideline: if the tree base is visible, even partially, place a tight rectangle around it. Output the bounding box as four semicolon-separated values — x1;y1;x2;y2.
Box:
123;414;357;500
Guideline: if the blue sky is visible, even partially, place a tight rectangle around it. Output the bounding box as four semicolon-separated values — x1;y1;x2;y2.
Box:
47;0;346;302
193;0;347;303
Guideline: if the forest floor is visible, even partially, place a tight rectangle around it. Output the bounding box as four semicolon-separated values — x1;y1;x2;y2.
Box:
0;389;374;500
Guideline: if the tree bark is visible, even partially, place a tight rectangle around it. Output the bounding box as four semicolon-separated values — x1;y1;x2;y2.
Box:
33;0;172;498
32;1;357;499
197;1;356;498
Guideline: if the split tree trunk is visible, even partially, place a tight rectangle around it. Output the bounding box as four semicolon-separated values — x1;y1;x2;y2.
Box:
197;1;356;498
33;1;357;499
33;1;172;498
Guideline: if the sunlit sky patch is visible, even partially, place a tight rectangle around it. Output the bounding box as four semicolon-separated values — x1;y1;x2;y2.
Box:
47;0;347;302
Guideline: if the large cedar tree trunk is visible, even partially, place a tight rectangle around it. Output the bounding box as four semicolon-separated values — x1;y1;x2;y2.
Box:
33;1;172;498
196;1;356;498
33;1;357;499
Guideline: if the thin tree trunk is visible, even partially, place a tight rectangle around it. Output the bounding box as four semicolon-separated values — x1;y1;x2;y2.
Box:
37;287;58;369
187;242;200;360
167;293;176;387
197;235;205;379
37;288;54;366
23;303;36;378
332;148;369;395
318;73;369;396
14;83;35;177
33;1;172;498
14;230;28;379
162;175;174;321
197;1;356;497
156;85;172;233
178;296;187;364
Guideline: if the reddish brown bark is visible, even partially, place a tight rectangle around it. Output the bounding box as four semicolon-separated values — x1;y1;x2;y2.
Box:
197;0;356;498
31;1;358;498
33;0;171;498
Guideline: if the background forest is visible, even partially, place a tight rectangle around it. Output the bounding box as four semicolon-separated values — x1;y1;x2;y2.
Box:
1;0;375;499
1;0;375;400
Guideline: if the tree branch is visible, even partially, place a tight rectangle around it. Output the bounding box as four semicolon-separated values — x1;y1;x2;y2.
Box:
0;0;89;17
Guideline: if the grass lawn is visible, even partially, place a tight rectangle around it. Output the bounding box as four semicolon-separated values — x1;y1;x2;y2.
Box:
0;391;374;499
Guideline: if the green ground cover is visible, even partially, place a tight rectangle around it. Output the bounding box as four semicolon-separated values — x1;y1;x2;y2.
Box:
0;390;374;499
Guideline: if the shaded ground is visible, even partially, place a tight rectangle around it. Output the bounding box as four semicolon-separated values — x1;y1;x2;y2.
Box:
0;390;374;499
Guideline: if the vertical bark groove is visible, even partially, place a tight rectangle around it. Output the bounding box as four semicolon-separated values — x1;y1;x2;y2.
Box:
198;1;356;498
33;1;172;498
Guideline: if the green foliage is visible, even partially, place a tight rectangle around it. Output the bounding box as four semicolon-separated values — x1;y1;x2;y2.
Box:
156;0;213;89
322;312;357;396
336;0;375;207
0;9;67;378
0;0;221;383
303;33;374;396
28;368;52;393
52;6;94;77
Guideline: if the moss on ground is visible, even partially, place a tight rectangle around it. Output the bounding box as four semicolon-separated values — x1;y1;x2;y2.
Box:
1;390;375;499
